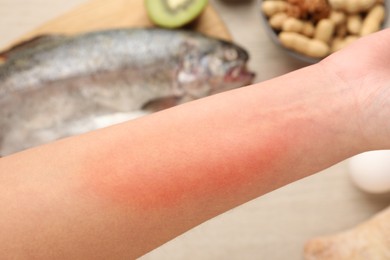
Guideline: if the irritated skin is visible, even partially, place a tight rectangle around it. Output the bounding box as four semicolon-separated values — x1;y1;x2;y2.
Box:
0;29;390;259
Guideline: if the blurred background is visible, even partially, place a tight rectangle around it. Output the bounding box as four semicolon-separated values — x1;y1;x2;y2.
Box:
0;0;389;259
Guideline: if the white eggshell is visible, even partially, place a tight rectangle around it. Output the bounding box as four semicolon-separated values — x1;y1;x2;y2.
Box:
347;150;390;194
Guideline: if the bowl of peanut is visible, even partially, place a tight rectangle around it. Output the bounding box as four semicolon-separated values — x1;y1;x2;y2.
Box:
260;0;388;63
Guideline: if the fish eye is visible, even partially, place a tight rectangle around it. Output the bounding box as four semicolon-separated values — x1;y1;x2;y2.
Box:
224;49;238;61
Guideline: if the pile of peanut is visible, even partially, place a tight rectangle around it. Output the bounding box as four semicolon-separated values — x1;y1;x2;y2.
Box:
261;0;386;59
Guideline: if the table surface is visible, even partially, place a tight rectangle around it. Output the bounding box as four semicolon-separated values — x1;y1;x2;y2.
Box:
1;1;389;259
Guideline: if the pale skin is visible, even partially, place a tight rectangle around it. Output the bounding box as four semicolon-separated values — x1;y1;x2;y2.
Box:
0;29;389;259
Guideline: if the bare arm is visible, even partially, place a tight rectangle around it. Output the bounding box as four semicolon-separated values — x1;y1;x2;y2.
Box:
0;29;389;259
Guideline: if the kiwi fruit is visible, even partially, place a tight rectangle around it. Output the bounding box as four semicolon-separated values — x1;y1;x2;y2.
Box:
145;0;208;28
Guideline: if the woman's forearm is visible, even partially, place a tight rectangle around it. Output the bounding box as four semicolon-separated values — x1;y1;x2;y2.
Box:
1;30;389;259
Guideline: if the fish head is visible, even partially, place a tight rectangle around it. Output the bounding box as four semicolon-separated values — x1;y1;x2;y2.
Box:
207;40;255;93
177;39;255;99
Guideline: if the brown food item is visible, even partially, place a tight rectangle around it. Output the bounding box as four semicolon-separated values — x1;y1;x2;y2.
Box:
285;4;303;18
304;206;390;260
287;0;331;22
305;0;332;21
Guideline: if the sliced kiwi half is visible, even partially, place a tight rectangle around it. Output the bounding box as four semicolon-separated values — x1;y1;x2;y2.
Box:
146;0;208;28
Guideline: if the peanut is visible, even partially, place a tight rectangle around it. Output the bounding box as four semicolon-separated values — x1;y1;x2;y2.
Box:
282;17;305;33
262;1;289;17
360;4;386;36
314;19;335;43
301;22;315;37
347;15;363;35
329;11;346;26
331;35;359;52
264;0;386;60
279;32;330;58
328;0;377;13
269;12;289;30
336;24;348;38
328;0;344;10
357;0;378;11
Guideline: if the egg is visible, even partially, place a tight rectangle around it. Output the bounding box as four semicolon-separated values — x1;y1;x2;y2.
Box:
347;150;390;194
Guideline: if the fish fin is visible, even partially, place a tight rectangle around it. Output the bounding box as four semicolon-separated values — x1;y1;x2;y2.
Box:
142;96;181;112
0;34;66;61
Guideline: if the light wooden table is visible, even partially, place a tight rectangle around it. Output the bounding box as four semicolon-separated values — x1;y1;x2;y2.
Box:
1;1;389;259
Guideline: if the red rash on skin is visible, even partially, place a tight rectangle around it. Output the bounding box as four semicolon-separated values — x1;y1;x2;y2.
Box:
84;120;292;211
81;83;314;211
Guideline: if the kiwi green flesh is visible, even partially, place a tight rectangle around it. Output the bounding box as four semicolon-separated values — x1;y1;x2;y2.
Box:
146;0;208;28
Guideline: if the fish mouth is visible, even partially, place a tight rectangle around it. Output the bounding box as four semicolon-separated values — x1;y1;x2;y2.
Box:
224;65;255;85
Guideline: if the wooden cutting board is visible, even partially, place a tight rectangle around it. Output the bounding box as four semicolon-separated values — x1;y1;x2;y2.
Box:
6;0;231;49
